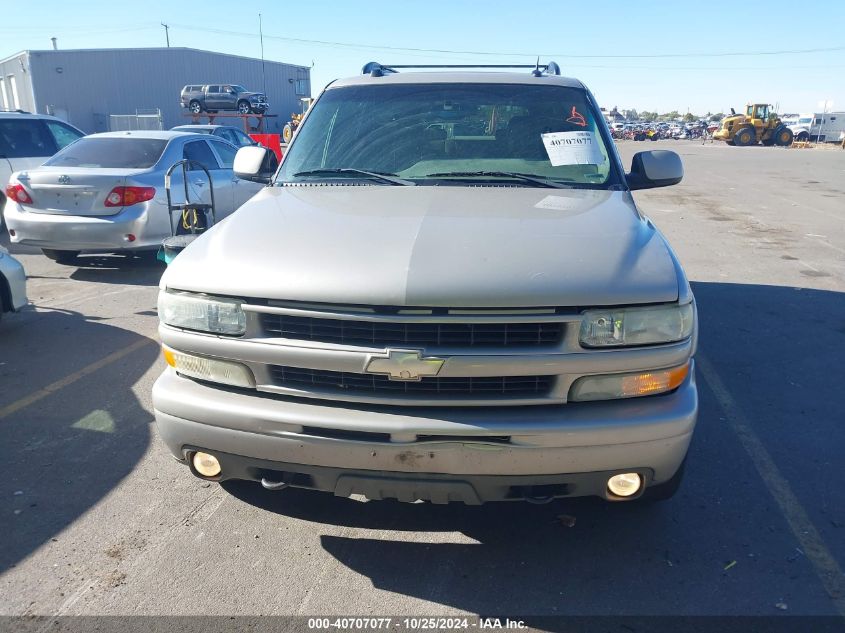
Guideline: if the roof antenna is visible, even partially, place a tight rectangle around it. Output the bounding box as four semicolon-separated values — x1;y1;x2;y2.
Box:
532;56;543;77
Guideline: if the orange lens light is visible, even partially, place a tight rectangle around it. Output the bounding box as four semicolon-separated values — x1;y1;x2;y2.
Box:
162;346;176;367
621;364;689;397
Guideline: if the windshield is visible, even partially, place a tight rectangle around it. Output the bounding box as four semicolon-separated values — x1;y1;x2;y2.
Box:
277;83;619;188
231;85;247;93
44;137;167;168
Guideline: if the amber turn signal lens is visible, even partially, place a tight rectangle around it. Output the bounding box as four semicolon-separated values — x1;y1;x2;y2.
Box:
621;364;689;397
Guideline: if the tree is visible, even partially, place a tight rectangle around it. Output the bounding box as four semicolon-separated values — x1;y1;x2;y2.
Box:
710;112;724;121
683;112;696;122
662;110;680;121
640;111;657;122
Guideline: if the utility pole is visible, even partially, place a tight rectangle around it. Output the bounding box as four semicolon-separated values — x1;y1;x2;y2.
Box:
259;14;266;95
161;23;170;48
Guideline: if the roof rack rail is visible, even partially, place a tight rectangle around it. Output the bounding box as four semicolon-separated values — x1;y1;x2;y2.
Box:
0;108;30;114
361;62;562;77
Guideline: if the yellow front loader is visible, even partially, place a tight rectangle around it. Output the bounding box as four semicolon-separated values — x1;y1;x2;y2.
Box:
713;104;794;147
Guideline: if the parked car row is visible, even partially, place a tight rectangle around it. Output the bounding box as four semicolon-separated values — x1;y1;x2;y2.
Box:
0;112;274;321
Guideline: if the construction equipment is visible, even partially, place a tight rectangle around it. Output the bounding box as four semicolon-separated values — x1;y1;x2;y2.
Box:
282;98;315;144
713;104;794;147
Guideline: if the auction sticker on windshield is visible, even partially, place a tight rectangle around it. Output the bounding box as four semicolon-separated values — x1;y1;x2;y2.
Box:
541;131;603;166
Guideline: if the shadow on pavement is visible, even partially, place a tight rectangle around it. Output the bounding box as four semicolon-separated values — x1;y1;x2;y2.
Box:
68;252;165;286
0;308;157;573
222;281;845;616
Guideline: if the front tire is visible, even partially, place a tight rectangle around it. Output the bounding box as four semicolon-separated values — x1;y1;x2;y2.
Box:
237;100;251;115
734;126;756;146
796;131;809;142
42;249;80;264
189;100;202;114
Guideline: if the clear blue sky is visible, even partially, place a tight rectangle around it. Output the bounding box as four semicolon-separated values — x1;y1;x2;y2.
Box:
5;0;844;115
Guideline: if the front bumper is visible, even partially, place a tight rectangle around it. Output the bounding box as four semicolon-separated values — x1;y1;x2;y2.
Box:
4;200;169;252
713;129;731;140
153;363;698;503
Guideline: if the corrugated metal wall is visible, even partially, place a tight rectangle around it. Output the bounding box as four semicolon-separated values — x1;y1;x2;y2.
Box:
24;48;310;133
0;53;36;114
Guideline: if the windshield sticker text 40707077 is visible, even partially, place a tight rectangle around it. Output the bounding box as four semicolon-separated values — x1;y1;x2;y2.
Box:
541;131;604;166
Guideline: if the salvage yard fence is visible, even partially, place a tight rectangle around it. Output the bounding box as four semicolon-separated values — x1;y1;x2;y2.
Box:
108;108;163;132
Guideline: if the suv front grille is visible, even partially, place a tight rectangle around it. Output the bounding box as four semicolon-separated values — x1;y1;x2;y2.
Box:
269;365;553;398
260;314;563;348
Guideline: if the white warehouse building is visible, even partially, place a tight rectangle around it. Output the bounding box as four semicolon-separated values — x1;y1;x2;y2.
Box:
0;47;311;134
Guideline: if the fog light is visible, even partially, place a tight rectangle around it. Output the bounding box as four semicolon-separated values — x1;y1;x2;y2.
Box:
8;230;15;236
607;473;642;497
192;452;221;478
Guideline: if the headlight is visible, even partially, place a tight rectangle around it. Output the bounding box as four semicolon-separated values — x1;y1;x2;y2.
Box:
579;303;693;348
158;290;246;336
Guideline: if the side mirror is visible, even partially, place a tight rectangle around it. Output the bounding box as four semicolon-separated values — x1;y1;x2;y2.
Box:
233;146;278;184
626;150;683;191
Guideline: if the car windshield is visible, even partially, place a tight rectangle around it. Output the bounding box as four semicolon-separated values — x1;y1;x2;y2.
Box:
44;137;167;168
277;83;619;188
231;85;247;93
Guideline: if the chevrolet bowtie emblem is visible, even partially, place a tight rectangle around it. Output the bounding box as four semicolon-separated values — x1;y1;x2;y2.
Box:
365;350;445;381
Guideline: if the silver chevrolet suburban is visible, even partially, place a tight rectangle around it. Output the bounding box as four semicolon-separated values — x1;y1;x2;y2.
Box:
153;62;698;505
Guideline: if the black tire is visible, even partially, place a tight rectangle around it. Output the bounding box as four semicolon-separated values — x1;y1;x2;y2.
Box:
796;131;809;142
650;134;658;141
237;100;251;115
41;249;80;264
761;138;774;146
188;100;202;114
774;126;794;147
725;140;735;146
641;459;686;502
733;126;756;146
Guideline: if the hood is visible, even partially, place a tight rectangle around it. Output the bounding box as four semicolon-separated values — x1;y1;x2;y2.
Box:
240;91;266;99
161;186;679;308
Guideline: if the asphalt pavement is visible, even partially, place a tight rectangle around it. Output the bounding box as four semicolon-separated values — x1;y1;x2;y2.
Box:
1;140;844;620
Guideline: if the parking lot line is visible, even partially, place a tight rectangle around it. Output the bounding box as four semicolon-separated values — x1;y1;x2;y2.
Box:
697;353;845;615
0;337;155;421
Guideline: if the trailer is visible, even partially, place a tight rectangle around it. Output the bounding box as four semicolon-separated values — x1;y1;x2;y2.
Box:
781;112;845;143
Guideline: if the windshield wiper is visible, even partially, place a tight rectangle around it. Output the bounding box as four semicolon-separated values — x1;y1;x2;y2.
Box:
423;171;573;188
292;168;414;186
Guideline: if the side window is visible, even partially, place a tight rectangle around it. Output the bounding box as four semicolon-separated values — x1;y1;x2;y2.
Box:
218;129;238;145
234;130;254;147
0;120;58;158
295;79;308;96
208;85;219;93
45;121;83;149
183;140;220;170
209;140;237;169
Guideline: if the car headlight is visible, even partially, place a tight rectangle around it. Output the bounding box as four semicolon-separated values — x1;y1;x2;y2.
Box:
579;303;694;348
158;290;246;336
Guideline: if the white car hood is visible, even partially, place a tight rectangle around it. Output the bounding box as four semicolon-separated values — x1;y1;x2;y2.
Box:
161;185;680;308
